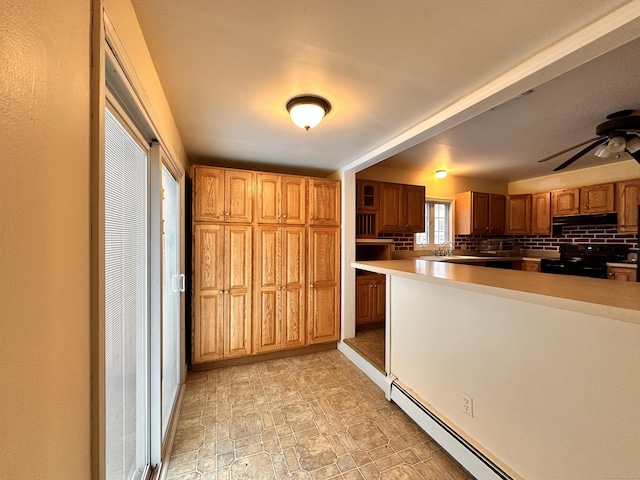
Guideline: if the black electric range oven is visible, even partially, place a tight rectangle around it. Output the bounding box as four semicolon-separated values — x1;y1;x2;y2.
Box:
540;244;629;279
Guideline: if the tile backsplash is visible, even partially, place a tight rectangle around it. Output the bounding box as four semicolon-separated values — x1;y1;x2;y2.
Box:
455;224;637;252
375;224;637;252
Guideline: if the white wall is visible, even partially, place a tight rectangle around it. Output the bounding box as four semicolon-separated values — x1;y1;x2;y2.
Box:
0;1;92;477
389;275;640;480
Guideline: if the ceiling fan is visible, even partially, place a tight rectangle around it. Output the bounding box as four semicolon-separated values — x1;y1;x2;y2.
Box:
538;109;640;171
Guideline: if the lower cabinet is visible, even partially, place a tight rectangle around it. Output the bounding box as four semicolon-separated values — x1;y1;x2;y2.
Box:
253;226;307;353
308;227;341;344
356;274;386;326
607;266;637;282
193;224;252;363
521;261;540;272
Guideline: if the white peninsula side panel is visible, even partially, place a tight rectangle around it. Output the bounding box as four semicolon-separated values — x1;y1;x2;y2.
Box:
389;275;640;480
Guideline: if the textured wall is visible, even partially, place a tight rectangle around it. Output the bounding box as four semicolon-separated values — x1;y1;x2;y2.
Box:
0;1;91;478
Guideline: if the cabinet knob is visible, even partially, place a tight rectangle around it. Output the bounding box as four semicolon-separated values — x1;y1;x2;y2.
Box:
282;215;287;219
219;211;225;216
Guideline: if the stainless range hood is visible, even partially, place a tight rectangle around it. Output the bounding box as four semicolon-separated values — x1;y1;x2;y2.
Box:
552;212;618;234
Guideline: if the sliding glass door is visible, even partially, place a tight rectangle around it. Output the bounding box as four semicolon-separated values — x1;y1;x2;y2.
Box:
104;105;150;480
161;165;182;440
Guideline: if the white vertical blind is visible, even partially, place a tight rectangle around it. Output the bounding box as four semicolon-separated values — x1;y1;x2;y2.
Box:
105;106;149;480
161;165;181;439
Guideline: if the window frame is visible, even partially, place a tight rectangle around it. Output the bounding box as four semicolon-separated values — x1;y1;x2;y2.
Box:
414;198;454;251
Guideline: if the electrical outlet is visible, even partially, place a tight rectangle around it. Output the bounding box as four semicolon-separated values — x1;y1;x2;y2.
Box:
462;393;473;417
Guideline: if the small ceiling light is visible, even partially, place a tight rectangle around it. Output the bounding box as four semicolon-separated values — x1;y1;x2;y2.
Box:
286;95;331;131
594;144;611;158
435;170;448;179
607;136;626;153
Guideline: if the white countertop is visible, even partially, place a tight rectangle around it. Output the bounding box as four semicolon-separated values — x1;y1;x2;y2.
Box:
352;259;640;324
606;261;637;268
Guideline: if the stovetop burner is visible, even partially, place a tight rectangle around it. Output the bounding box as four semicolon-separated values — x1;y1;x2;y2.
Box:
541;244;629;279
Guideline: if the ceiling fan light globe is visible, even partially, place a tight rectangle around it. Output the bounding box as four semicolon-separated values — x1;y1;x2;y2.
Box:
594;144;611;158
625;136;640;154
607;136;626;153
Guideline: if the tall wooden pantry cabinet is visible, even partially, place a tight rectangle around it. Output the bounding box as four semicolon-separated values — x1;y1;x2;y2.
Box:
192;165;341;365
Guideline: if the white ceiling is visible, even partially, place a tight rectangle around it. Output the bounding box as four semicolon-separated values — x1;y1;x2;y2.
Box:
130;0;640;180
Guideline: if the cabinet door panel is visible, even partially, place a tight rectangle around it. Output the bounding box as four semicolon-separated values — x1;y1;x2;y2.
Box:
194;167;225;222
488;194;505;234
471;192;489;234
373;279;386;322
309;179;340;225
256;173;281;224
282;176;306;225
405;185;426;232
379;183;403;232
531;192;551;235
617;179;640;233
254;226;281;353
224;225;252;357
226;170;254;223
506;195;531;234
282;227;306;348
552;188;579;216
308;227;340;344
193;224;224;363
580;183;614;213
355;278;374;325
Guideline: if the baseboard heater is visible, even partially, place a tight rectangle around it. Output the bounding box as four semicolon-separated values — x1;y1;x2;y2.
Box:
390;382;513;480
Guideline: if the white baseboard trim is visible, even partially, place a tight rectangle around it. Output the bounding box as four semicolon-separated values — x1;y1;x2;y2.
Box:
337;341;390;396
391;382;512;480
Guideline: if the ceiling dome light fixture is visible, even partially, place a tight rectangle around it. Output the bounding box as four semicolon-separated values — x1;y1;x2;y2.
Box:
606;135;626;153
435;169;448;179
286;95;331;131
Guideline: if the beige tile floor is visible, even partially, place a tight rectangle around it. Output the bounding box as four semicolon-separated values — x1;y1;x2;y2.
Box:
343;329;385;373
167;349;474;480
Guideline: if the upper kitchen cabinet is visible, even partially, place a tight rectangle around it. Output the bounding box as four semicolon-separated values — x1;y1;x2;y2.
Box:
379;182;425;233
356;180;379;211
580;183;615;214
531;192;551;235
455;191;506;235
506;194;531;235
309;179;341;225
256;173;306;224
194;166;254;223
551;188;579;216
616;179;640;233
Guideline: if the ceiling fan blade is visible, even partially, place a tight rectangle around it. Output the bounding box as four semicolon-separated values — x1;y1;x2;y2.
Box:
553;137;609;172
537;137;602;163
629;149;640;164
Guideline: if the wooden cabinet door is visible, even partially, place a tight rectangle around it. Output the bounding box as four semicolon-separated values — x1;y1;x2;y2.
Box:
253;226;281;353
194;166;225;223
224;225;252;357
372;276;386;322
580;183;614;213
405;185;426;233
488;194;506;234
355;277;374;325
309;179;340;225
471;192;490;234
225;169;254;223
531;192;551;235
552;188;579;216
379;182;404;231
256;173;281;224
522;261;540;272
356;180;379;211
193;224;224;363
506;194;531;234
607;266;636;282
616;179;640;233
308;227;340;344
282;176;306;225
282;226;306;349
